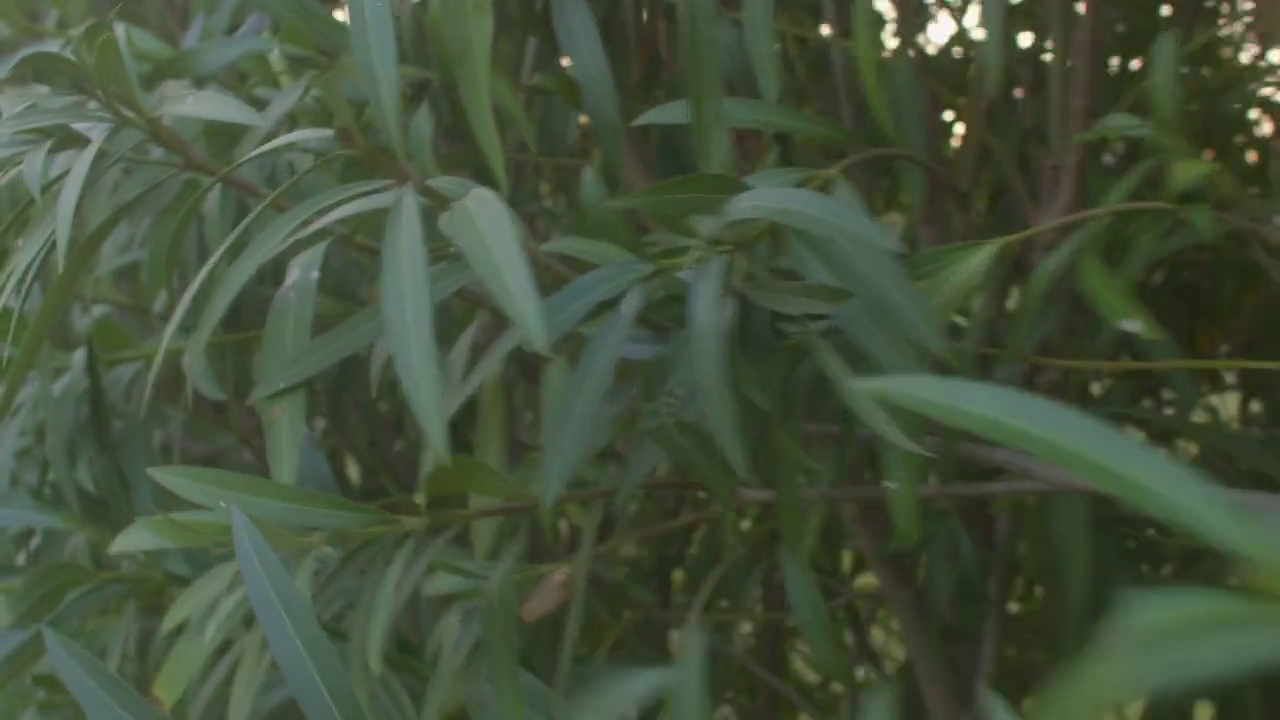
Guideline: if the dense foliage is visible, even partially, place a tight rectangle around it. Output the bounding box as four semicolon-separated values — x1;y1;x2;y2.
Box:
2;0;1280;718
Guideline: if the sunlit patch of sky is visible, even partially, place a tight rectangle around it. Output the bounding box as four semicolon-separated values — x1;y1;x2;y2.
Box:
330;1;1277;152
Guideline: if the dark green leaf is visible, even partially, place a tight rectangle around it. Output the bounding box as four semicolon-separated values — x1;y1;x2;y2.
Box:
42;629;167;720
550;0;625;182
231;509;368;720
541;288;645;506
606;173;748;215
677;0;730;172
348;0;405;156
1035;588;1280;720
439;187;550;353
427;0;507;191
381;188;453;463
148;466;391;530
858;376;1280;576
688;255;750;476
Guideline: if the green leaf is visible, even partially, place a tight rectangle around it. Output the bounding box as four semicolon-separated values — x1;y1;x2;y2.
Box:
257;243;326;486
154;175;385;404
852;0;894;139
481;557;523;719
159;36;274;79
107;511;232;554
740;279;850;316
812;339;924;454
1;171;178;419
1147;30;1184;137
550;0;625;183
347;0;405;156
365;538;426;676
155;87;264;126
161;561;239;635
42;629;167;720
21;139;52;202
438;187;550;353
427;0;507;191
789;230;944;358
1075;243;1169;341
633;97;848;143
0;494;68;530
227;632;269;720
541;288;645;506
425;456;525;499
80;21;147;112
565;666;674;720
231;509;369;720
688;256;750;476
606;173;748;215
151;623;220;710
910;239;1004;316
54;133;106;270
780;548;849;680
669;622;711;720
251;305;381;402
1035;588;1280;720
147;466;391;530
724;187;901;251
857;376;1280;576
542;236;638;266
741;0;779;103
677;0;730;172
454;261;652;415
381;187;453;464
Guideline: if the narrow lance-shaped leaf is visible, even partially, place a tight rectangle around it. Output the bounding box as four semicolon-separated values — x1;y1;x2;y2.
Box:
550;0;625;183
669;621;712;720
742;0;779;103
541;288;645;506
858;375;1280;577
2;172;178;419
184;184;397;400
42;628;167;720
678;0;730;173
1035;587;1280;720
251;305;381;402
852;0;895;139
381;187;452;463
145;170;377;406
347;0;405;156
231;509;368;720
566;666;674;720
688;255;749;477
256;243;326;485
147;466;390;530
781;549;850;681
54;133;106;270
426;0;507;191
724;186;902;252
438;187;550;353
154;88;264;126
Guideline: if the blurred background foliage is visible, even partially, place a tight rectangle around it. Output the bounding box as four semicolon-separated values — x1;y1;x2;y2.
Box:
2;0;1280;718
